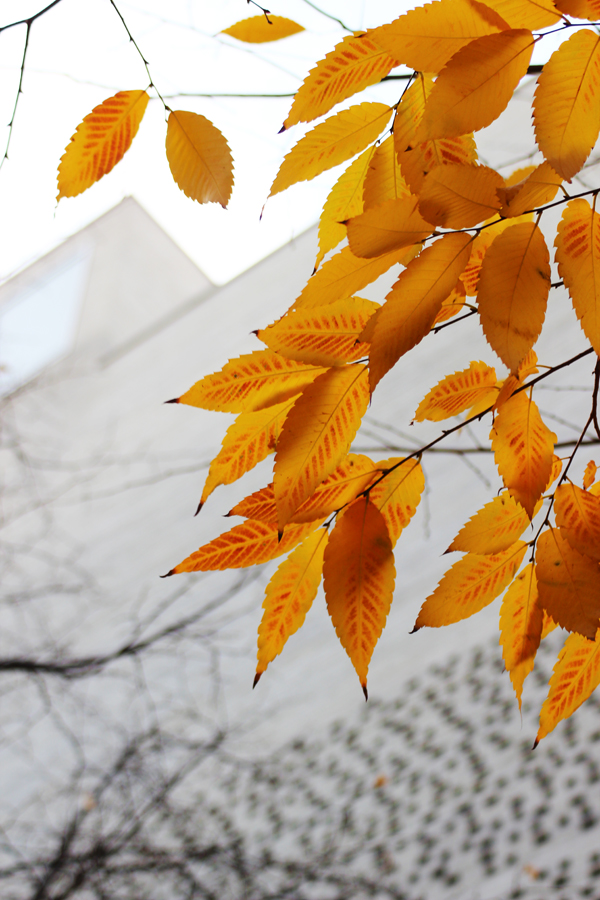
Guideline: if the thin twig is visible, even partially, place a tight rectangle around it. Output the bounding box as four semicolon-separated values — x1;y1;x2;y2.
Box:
299;0;353;31
108;0;169;112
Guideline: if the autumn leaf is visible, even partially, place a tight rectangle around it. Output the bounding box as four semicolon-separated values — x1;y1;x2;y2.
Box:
393;73;434;156
269;102;393;198
362;136;411;209
555;199;600;355
460;213;533;295
256;297;378;366
418;163;504;228
323;497;395;695
368;233;473;391
414;360;498;422
57;90;149;200
400;134;478;195
166;111;234;207
315;148;373;270
432;280;468;324
414;542;527;629
346;196;434;259
255;528;328;684
497;161;562;218
448;491;535;555
533;28;600;181
369;458;425;545
176;351;325;413
274;365;370;529
554;482;600;560
221;15;304;43
555;0;600;18
476;0;560;28
499;563;543;708
283;33;399;130
536;629;600;745
536;528;600;639
584;460;598;490
478;222;550;373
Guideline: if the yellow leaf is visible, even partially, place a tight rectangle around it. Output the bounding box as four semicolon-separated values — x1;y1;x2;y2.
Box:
497;161;562;217
499;563;543;709
414;542;527;628
169;519;318;574
584;460;598;490
166;111;234;207
533;29;600;181
371;0;507;73
198;397;297;509
536;528;600;639
476;0;560;28
554;482;600;560
269;102;393;198
256;297;378;366
294;244;419;310
255;528;328;683
274;365;370;529
315;148;373;270
323;497;395;694
554;0;600;23
460;213;533;295
491;391;556;518
368;233;473;391
176;351;325;413
346;196;434;259
57;90;149;200
555;198;600;356
221;15;304;42
362;136;411;209
400;134;478;195
393;73;434;156
542;608;558;639
283;33;399;130
536;629;600;745
478;222;551;373
419;163;503;228
369;458;425;546
449;491;535;555
417;30;534;140
229;454;380;526
414;360;498;422
432;280;467;324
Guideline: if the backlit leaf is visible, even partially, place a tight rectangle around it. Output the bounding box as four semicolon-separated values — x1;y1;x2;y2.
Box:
432;280;467;324
460;213;533;295
497;161;562;218
476;0;560;28
256;297;378;366
166;111;234;207
176;351;325;413
478;222;551;372
400;134;478;195
283;33;399;130
499;563;543;708
170;519;318;574
323;497;395;694
369;458;425;546
448;491;535;555
554;0;600;18
491;391;557;518
57;90;149;200
417;30;534;140
368;233;473;391
315;148;373;270
533;29;600;181
393;73;434;156
414;542;527;629
536;629;600;745
255;528;328;683
362;136;411;209
414;360;498;422
584;460;598;490
199;396;297;509
555;199;600;355
418;163;503;228
346;196;433;259
274;365;370;529
554;482;600;560
536;528;600;639
222;15;304;42
269;102;393;198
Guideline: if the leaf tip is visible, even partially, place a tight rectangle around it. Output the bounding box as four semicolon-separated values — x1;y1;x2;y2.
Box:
278;123;286;134
160;569;175;579
362;683;368;701
253;671;263;689
532;737;540;751
409;625;420;634
194;500;203;517
165;397;180;404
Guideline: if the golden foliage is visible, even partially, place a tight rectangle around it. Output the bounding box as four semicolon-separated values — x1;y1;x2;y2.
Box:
166;111;234;207
418;163;503;228
555;199;600;355
536;528;600;639
222;16;304;43
536;630;600;744
499;563;543;709
448;492;534;555
414;360;498;422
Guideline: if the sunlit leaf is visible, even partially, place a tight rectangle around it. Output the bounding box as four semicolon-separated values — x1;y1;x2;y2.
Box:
555;198;600;355
554;482;600;561
554;0;600;24
414;360;498;422
346;196;433;259
536;629;600;745
584;460;598;490
166;111;234;207
497;161;562;218
400;134;478;195
369;458;425;546
393;73;434;156
477;0;560;28
222;15;304;42
362;135;411;209
499;562;543;708
418;163;503;228
448;491;535;555
460;213;533;295
432;280;467;324
315;148;373;270
536;528;600;639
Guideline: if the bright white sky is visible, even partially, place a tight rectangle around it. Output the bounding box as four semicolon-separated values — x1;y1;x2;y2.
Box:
0;0;570;286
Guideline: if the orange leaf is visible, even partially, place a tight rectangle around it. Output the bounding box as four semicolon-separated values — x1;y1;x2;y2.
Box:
533;29;600;181
584;460;598;490
418;163;503;228
255;528;328;682
393;73;434;156
323;497;395;694
368;233;473;391
555;198;600;356
274;365;370;529
499;562;543;708
283;33;399;130
315;148;372;270
170;519;318;574
490;391;556;518
554;482;600;560
536;629;600;745
222;15;304;42
400;134;478;195
414;360;498;422
176;351;325;413
478;222;550;373
432;280;467;324
369;458;425;546
346;196;433;259
414;542;527;629
166;111;234;207
536;528;600;639
497;161;562;218
57;90;149;200
460;213;533;295
362;136;411;209
555;0;600;18
256;297;378;366
476;0;560;28
448;491;535;555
